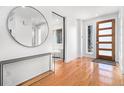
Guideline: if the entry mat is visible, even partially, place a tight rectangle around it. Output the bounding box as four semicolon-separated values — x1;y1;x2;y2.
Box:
92;59;116;66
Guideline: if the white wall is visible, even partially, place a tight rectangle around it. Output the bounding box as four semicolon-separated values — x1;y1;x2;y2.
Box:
65;18;79;62
77;19;82;57
82;12;119;61
119;7;124;74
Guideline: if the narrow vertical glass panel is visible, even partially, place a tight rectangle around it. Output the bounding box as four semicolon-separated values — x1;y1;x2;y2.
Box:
99;44;112;49
99;50;112;56
99;22;112;28
99;29;112;35
88;25;93;52
99;37;112;42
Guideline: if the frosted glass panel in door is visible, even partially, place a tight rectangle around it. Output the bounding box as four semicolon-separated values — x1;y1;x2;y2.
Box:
99;50;112;56
99;37;112;42
99;44;112;49
99;22;112;28
99;29;112;35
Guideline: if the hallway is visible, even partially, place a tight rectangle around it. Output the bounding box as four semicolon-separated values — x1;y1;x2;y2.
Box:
22;57;124;86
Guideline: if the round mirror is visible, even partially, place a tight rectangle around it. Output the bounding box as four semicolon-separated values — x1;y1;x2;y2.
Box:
7;6;49;47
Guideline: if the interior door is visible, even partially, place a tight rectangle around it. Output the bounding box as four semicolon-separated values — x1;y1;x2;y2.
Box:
96;19;115;61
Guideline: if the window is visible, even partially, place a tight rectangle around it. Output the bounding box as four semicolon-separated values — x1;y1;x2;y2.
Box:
88;25;93;52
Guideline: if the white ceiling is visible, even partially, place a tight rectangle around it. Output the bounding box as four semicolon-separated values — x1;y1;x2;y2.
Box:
44;6;121;20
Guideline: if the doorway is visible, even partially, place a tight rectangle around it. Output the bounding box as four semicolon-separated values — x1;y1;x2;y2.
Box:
52;12;65;62
96;19;115;61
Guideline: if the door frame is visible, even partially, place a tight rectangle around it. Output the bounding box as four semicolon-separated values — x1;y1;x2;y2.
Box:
96;19;115;61
52;12;66;61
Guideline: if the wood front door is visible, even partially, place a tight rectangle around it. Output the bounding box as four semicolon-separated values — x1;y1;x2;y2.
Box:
96;19;115;61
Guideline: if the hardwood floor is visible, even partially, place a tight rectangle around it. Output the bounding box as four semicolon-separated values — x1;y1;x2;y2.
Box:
21;57;124;86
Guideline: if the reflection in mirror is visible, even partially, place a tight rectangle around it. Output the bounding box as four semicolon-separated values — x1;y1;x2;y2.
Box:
7;6;49;47
56;29;62;44
52;12;64;61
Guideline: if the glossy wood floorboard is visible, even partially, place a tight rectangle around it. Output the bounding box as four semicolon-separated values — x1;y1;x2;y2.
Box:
28;57;124;86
